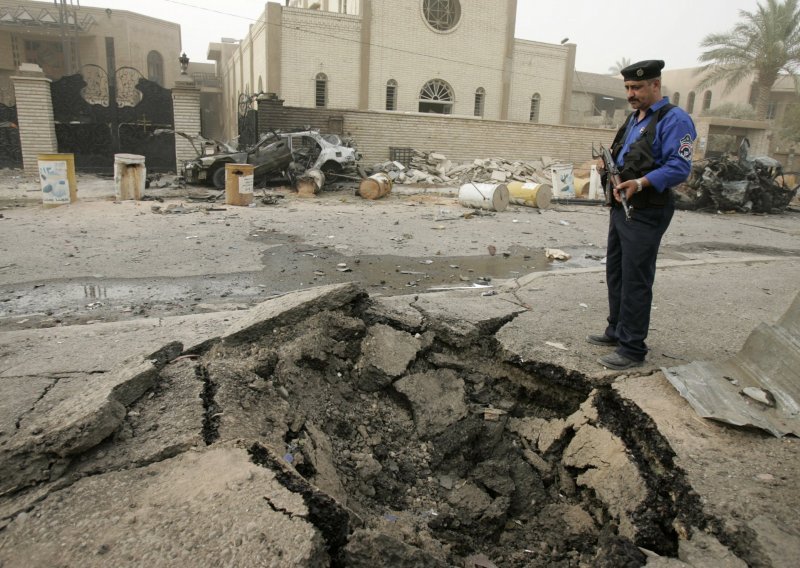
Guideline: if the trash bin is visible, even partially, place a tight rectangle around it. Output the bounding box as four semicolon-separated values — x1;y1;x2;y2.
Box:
225;163;254;206
114;154;146;200
549;163;575;199
37;153;77;207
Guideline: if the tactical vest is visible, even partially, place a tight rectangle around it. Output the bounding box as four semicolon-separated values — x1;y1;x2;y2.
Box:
610;103;676;208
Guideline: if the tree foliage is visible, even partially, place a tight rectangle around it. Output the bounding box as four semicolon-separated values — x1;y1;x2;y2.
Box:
696;0;800;119
607;57;631;76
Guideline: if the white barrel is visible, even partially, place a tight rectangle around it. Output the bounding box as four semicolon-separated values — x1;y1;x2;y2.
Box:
458;183;510;212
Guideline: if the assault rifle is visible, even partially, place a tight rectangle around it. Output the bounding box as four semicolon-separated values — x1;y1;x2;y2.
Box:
592;144;632;221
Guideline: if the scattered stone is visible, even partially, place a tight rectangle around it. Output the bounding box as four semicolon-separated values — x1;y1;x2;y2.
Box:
393;369;468;438
562;425;648;539
356;324;422;391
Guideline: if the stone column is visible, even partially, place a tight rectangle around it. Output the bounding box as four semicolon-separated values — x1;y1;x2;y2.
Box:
693;118;711;161
11;63;57;175
172;76;202;173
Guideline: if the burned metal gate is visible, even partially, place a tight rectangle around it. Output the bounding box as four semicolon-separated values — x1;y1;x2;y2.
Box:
51;65;175;173
0;97;22;169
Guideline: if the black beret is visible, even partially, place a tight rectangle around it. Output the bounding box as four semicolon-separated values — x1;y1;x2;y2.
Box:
620;60;665;81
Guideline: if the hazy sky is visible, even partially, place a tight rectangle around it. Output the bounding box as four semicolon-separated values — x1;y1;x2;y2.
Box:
86;0;763;73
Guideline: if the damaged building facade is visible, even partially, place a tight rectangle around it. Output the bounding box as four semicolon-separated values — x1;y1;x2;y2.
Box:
209;0;576;140
0;0;183;102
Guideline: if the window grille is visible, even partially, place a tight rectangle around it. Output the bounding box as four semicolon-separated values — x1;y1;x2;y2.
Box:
529;93;541;122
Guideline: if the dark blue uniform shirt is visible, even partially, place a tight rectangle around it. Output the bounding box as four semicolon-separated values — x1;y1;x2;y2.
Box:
616;97;697;191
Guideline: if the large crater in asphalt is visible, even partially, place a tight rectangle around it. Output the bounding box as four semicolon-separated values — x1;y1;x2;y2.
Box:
181;284;709;565
0;282;718;567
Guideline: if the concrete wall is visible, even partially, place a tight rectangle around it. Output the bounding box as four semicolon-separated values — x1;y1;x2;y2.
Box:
259;103;614;165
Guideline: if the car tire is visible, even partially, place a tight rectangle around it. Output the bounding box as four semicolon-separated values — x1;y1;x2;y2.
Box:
212;167;226;190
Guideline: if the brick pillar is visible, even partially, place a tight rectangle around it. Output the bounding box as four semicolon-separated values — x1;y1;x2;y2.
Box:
172;76;202;173
11;63;57;175
693;119;711;161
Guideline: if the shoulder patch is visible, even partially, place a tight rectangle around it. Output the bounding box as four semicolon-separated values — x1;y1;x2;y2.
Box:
678;134;693;161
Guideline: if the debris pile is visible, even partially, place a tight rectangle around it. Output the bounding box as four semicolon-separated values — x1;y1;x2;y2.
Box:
371;150;555;186
675;141;798;213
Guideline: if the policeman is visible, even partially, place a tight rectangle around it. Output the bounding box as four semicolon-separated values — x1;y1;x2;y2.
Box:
589;59;697;370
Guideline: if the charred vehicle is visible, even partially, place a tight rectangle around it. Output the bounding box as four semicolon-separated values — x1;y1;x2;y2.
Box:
676;139;798;213
174;129;360;189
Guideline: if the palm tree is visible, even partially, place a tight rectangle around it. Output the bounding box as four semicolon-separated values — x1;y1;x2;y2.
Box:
608;57;631;76
696;0;800;119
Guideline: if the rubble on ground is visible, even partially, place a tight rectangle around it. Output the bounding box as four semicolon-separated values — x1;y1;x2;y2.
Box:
371;150;558;186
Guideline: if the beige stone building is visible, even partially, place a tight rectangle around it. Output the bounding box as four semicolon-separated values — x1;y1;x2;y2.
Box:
662;67;799;165
0;0;182;104
209;0;577;139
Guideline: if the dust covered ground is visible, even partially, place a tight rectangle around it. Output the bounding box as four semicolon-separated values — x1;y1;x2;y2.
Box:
1;169;800;567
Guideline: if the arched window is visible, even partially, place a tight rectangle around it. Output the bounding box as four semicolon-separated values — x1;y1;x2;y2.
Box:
258;76;263;93
418;79;454;114
147;50;164;86
386;79;398;111
474;87;485;117
702;90;712;111
422;0;461;32
529;93;541;122
686;91;696;114
672;91;680;106
315;73;327;108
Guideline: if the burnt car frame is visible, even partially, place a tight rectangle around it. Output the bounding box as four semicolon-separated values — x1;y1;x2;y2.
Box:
177;129;360;189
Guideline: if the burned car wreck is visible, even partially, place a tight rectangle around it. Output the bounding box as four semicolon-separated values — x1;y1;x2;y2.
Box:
676;139;798;213
165;129;361;189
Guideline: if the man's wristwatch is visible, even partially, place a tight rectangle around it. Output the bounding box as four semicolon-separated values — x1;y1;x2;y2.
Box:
634;178;643;193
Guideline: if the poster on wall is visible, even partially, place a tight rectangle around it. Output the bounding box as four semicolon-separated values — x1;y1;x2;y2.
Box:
38;160;71;204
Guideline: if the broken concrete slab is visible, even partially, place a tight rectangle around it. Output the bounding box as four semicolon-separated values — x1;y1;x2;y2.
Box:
206;361;290;447
1;344;181;495
393;369;468;438
73;359;205;475
356;324;421;391
0;376;55;439
562;424;648;540
365;295;425;331
0;445;328;567
678;532;747;568
222;282;368;346
301;422;349;506
410;291;526;347
0;312;244;379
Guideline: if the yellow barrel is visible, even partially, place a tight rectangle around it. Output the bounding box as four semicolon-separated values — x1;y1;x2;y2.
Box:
572;176;590;197
506;181;552;209
37;153;77;207
225;163;255;206
358;172;392;200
